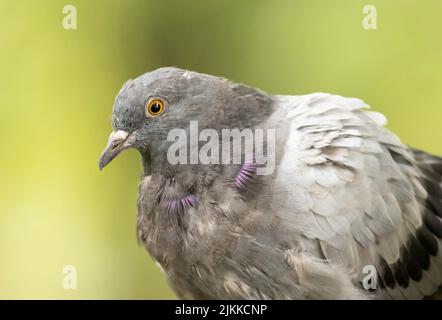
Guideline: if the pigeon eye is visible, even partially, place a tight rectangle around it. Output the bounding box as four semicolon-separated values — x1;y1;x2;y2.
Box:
146;99;165;117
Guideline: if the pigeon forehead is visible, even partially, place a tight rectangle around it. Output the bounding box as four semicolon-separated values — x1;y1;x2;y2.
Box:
112;89;144;131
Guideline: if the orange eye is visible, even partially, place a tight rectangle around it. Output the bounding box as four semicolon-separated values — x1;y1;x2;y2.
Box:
146;99;165;116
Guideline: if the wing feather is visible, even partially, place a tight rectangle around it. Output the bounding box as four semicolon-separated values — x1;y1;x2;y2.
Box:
275;93;442;299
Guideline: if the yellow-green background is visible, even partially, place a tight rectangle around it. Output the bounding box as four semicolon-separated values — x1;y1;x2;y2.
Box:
0;0;441;299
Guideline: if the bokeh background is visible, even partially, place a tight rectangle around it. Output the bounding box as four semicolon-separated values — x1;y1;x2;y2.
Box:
0;0;441;299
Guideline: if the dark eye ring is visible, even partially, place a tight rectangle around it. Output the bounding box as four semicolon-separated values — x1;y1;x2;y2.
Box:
146;99;165;116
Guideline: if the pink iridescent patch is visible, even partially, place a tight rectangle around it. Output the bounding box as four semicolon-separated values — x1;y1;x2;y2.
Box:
235;156;257;189
163;194;198;213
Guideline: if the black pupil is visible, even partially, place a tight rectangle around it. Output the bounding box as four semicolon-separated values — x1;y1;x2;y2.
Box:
151;102;161;114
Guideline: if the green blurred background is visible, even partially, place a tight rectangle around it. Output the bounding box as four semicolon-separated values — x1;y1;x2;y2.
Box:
0;0;441;299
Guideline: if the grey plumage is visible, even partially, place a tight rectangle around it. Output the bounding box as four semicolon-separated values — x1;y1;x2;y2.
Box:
99;67;442;299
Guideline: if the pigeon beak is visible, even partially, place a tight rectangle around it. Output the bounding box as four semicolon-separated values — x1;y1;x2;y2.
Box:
99;130;135;170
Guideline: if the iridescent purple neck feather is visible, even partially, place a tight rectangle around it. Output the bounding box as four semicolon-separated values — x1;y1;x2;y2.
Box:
163;194;198;214
235;156;257;189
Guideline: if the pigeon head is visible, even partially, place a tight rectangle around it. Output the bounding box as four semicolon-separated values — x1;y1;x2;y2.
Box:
98;67;273;172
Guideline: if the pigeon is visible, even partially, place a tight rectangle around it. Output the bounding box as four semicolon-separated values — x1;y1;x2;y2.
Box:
99;67;442;299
